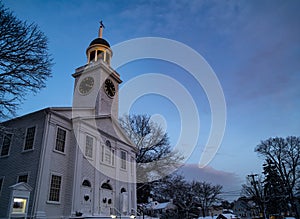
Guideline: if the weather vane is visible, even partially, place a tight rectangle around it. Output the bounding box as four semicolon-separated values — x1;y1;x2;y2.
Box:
99;20;105;38
100;20;105;29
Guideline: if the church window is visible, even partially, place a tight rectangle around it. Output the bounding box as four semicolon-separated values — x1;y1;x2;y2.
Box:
1;133;12;156
85;135;93;158
121;151;127;170
101;182;112;190
111;149;115;166
55;127;66;153
48;174;62;202
24;127;35;150
106;140;111;147
17;173;28;183
101;140;114;166
82;179;91;187
105;146;111;163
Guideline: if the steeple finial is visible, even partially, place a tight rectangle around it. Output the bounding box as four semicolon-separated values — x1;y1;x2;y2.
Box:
99;20;105;38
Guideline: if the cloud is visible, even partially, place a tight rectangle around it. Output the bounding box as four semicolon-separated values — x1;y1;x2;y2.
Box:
175;163;243;201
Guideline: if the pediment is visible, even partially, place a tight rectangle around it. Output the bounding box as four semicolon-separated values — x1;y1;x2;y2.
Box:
9;182;32;191
73;115;136;150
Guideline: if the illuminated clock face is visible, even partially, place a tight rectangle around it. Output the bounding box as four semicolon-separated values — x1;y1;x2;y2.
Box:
78;76;94;95
104;79;116;98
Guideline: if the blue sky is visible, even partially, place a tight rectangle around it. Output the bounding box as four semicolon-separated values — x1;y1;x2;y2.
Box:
4;0;300;192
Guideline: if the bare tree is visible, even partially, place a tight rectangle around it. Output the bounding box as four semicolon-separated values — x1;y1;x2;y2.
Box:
0;2;52;119
152;175;223;218
192;181;223;217
152;174;197;218
120;114;183;182
255;136;300;218
119;114;183;203
241;174;266;218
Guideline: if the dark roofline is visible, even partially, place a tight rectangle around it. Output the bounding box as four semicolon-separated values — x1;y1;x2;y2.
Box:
1;107;72;124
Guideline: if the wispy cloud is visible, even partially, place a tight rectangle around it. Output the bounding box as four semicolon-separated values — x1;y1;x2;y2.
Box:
176;163;242;200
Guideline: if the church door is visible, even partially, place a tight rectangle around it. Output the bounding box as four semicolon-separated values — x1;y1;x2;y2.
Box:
99;182;114;215
80;180;93;215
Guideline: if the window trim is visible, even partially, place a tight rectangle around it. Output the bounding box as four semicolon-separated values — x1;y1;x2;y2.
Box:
47;173;63;204
17;172;30;184
23;126;36;152
0;133;13;157
54;127;67;154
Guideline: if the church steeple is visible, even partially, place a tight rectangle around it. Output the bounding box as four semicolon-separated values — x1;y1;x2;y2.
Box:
86;21;112;65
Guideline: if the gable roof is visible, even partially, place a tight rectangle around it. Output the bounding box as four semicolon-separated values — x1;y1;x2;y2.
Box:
9;182;33;191
72;114;136;150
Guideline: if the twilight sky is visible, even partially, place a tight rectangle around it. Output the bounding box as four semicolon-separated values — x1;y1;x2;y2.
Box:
4;0;300;198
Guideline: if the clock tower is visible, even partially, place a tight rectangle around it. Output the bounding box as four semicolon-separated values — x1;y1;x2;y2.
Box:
72;22;122;119
71;23;137;217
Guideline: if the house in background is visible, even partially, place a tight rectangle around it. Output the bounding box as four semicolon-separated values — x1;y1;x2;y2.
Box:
233;197;259;219
143;200;177;218
0;24;137;219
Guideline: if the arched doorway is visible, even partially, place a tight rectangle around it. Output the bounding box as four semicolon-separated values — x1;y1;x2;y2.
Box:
120;187;129;215
99;181;114;215
80;179;92;215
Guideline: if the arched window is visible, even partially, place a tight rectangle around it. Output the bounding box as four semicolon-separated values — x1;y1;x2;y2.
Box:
105;140;111;147
101;182;112;190
82;180;91;187
121;188;126;193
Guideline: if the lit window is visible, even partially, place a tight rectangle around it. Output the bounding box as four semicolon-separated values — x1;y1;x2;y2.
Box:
48;174;62;202
55;128;66;153
1;134;12;156
121;151;127;170
12;198;27;213
85;135;93;158
24;127;35;150
18;174;28;183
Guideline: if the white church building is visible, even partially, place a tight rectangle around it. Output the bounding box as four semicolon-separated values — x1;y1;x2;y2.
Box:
0;24;137;219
